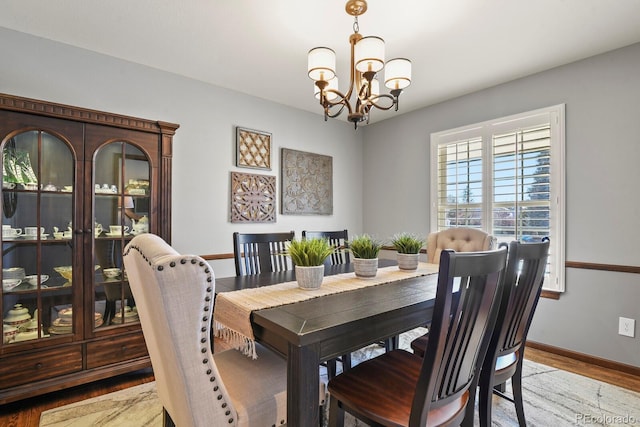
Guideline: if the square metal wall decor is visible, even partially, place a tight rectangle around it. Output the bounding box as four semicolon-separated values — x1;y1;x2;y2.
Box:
230;171;276;223
281;148;333;215
236;126;272;170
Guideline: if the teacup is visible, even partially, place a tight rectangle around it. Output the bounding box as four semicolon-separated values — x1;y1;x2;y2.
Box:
24;226;45;237
2;228;22;238
109;225;129;235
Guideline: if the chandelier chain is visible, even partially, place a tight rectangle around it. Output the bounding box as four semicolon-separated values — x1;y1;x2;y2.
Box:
353;16;359;34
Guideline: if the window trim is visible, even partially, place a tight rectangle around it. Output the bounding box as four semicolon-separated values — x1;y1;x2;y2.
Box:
430;104;565;292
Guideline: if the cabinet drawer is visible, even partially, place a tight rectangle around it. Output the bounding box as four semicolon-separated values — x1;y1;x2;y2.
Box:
86;333;148;369
0;345;83;389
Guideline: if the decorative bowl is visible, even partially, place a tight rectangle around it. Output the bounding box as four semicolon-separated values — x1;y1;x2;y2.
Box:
54;266;73;282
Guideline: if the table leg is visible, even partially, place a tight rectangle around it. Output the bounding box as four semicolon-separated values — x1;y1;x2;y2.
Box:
287;342;320;427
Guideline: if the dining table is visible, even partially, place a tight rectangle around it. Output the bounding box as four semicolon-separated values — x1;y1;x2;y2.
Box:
214;260;440;427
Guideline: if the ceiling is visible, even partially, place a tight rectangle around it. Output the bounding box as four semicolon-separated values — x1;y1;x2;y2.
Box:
3;0;640;124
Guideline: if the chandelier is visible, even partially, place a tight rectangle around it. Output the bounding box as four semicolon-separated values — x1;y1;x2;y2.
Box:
307;0;412;129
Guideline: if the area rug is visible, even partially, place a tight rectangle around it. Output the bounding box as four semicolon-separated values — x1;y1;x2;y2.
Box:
40;330;640;426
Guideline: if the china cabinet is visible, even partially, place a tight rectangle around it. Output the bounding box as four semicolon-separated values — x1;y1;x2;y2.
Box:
0;93;178;404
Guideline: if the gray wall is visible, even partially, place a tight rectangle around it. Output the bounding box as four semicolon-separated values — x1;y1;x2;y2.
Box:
0;27;364;278
1;26;639;367
362;43;640;367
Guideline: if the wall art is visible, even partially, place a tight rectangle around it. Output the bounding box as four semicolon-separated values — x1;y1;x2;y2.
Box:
230;171;276;223
281;148;333;215
236;126;271;170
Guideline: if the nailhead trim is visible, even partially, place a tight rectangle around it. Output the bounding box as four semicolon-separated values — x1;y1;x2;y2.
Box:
123;241;233;424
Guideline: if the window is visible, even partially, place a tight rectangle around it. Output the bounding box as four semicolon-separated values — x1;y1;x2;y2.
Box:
430;105;565;291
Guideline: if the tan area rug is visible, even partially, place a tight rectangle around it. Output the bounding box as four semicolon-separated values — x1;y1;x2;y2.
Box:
41;330;640;426
39;381;161;427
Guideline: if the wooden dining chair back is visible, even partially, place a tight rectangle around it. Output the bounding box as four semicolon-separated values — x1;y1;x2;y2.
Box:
477;239;550;427
233;231;295;276
327;247;508;427
426;227;495;264
302;229;350;266
123;233;296;427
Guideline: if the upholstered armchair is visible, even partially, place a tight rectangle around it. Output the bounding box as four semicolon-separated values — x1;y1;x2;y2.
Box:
123;234;321;427
426;227;496;264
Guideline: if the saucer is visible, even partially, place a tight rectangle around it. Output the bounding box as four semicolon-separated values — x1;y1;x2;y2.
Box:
22;234;49;240
104;232;130;237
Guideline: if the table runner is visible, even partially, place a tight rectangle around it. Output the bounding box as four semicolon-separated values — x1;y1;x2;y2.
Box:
213;262;439;358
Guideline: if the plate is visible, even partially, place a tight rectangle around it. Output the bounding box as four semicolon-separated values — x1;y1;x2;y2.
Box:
104;232;130;237
22;234;50;240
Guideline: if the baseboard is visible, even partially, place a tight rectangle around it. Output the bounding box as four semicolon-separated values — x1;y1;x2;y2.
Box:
527;341;640;377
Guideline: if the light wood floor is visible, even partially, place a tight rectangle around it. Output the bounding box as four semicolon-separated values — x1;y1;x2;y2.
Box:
1;346;638;427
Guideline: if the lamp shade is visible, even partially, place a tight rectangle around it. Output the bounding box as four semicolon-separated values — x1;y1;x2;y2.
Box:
384;58;411;90
308;47;336;82
355;36;385;73
314;77;340;100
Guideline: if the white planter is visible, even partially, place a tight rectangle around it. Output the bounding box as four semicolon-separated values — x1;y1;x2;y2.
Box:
397;253;419;271
295;265;325;290
353;258;378;278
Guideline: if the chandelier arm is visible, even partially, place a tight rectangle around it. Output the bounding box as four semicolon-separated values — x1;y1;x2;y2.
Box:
325;104;347;119
366;94;398;111
324;90;355;115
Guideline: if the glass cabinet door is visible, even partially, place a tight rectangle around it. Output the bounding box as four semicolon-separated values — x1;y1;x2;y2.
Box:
93;142;150;328
2;130;76;345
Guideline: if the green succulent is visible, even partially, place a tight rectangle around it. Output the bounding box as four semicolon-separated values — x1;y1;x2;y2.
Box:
286;238;335;266
348;234;383;259
390;232;424;254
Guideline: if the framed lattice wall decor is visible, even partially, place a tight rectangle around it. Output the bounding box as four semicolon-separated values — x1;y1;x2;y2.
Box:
236;126;272;169
230;171;277;223
281;148;333;215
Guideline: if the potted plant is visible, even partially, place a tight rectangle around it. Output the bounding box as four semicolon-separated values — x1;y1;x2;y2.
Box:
390;232;424;270
286;238;335;289
348;234;383;278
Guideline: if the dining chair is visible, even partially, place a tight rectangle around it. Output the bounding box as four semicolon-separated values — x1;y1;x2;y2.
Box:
410;239;549;427
426;227;495;264
302;229;352;379
233;231;295;276
302;229;350;266
476;239;550;427
123;233;326;427
406;227;495;352
327;247;508;427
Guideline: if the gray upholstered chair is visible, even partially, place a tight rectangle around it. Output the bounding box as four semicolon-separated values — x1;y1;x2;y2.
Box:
123;233;325;427
426;227;495;264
